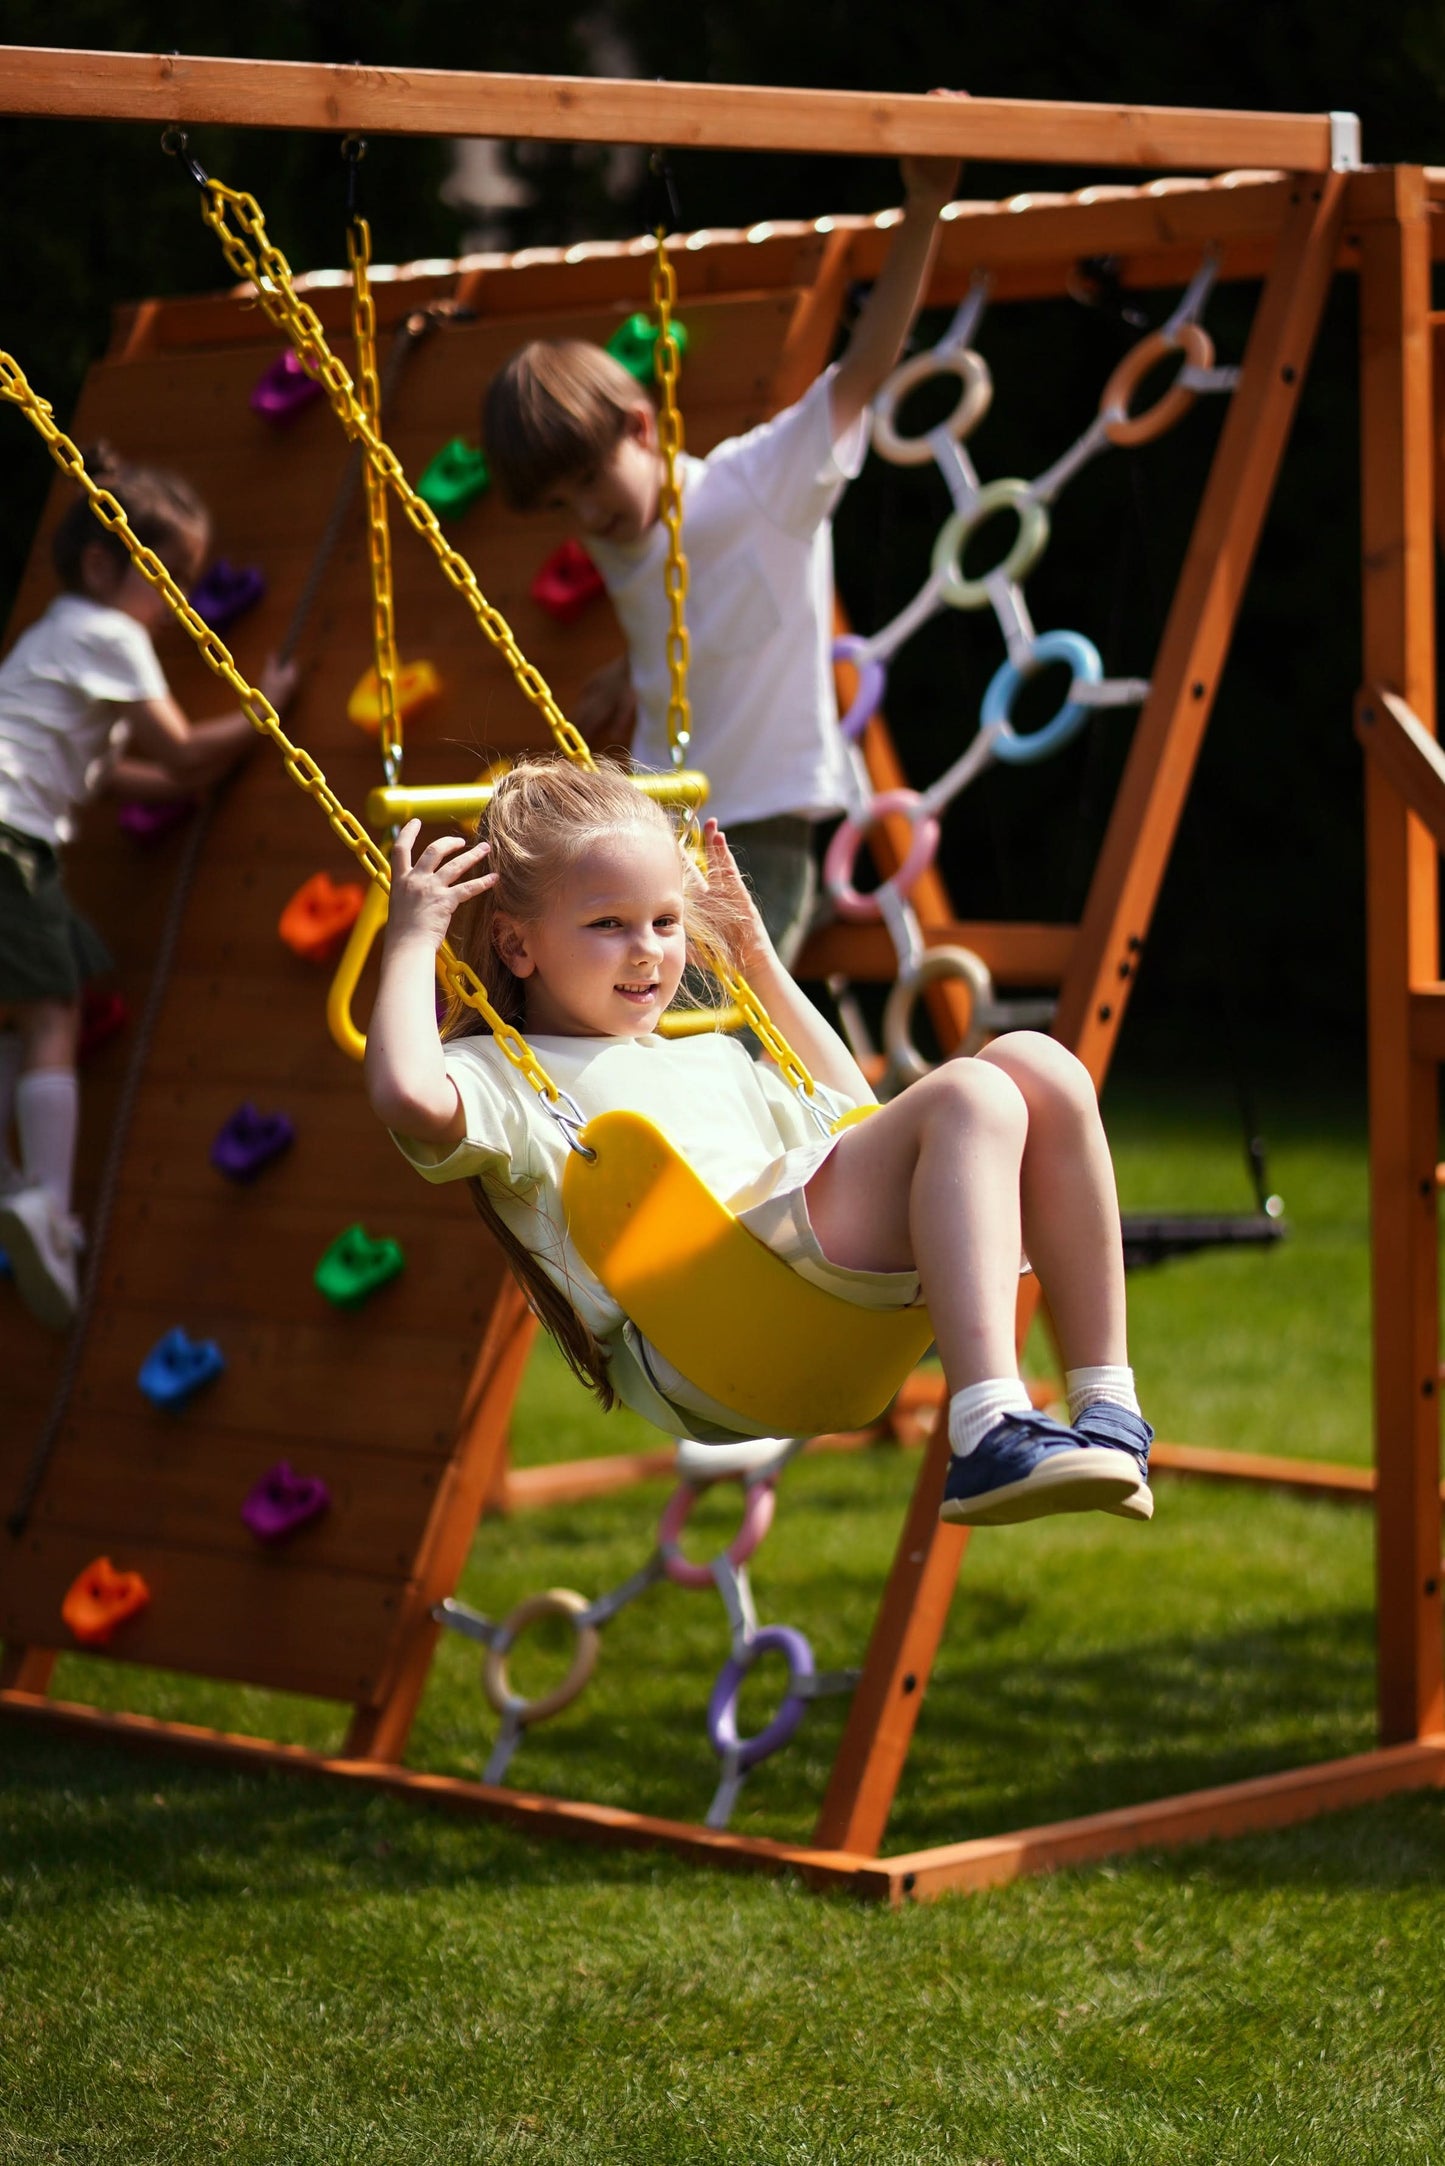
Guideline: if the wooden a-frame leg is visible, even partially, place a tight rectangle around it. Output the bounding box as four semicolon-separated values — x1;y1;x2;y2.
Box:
0;1645;57;1694
1355;166;1445;1745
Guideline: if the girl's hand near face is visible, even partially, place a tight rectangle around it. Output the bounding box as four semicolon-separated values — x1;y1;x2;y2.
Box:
386;820;496;952
703;818;771;970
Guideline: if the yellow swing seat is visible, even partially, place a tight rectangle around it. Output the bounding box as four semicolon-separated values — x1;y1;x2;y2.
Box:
563;1109;934;1438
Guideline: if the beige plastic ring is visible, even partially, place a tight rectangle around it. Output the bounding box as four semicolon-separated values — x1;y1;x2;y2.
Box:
482;1587;600;1724
883;945;995;1078
1100;323;1215;448
932;480;1050;612
873;347;993;467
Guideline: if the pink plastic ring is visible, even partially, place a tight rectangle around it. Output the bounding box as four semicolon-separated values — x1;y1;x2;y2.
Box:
832;635;888;742
658;1478;777;1590
822;790;940;922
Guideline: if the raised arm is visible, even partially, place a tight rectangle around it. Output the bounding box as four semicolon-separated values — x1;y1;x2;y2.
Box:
828;127;964;445
364;821;496;1148
123;653;300;789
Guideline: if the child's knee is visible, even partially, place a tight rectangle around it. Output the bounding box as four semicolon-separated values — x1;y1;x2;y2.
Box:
982;1031;1097;1118
920;1054;1028;1142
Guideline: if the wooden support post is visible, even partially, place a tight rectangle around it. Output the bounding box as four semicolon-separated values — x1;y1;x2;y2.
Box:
341;1278;537;1763
1053;172;1346;1080
1357;166;1445;1746
1355;687;1445;851
0;1646;56;1694
770;230;856;415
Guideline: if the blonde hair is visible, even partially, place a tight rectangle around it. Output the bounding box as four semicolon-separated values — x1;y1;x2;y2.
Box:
482;339;649;510
443;758;753;1409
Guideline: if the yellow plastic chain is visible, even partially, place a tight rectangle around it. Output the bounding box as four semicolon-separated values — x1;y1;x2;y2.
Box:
195;176;597;773
0;353;570;1114
346;210;402;788
650;226;691;769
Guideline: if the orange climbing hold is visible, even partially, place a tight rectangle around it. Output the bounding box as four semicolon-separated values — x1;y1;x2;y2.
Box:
279;872;366;963
345;659;443;736
61;1556;151;1647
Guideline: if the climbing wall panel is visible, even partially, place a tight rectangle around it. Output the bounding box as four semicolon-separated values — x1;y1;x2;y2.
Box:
0;265;809;1712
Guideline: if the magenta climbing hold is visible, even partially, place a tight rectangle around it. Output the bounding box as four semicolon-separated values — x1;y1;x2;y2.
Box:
531;540;605;625
190;559;268;630
118;799;196;845
242;1461;331;1544
250;349;323;425
210;1104;295;1183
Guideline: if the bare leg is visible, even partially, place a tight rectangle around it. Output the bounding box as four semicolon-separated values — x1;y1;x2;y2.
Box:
976;1032;1128;1372
802;1058;1030;1390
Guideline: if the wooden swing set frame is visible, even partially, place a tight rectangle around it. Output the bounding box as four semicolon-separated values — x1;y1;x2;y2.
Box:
2;46;1444;1902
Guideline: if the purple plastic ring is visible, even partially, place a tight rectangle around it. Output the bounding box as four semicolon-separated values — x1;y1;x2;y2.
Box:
706;1624;815;1770
832;635;888;742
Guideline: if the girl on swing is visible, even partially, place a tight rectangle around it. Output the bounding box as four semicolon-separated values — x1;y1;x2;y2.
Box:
366;759;1154;1527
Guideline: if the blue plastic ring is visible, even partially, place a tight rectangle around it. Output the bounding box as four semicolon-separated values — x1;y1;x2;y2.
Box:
981;631;1102;766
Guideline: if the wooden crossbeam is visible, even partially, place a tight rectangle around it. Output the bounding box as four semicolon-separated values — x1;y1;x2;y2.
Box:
0;46;1341;172
1355;686;1445;853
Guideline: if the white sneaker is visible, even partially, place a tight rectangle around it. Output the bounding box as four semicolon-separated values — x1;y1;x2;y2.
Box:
0;1185;82;1330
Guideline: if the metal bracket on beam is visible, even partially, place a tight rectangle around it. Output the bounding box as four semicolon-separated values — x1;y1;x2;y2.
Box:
1330;112;1363;171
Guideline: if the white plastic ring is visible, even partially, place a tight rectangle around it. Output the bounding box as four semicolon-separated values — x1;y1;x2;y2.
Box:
931;480;1050;612
873;347;993;467
481;1587;600;1724
883;946;996;1076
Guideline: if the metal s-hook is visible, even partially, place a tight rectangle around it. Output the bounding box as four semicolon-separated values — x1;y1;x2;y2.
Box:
160;127;210;190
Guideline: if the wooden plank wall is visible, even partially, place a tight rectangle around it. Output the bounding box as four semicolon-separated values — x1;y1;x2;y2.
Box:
0;266;804;1708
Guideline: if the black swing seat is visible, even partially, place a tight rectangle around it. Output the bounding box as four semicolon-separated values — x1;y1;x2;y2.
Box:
1120;1211;1287;1273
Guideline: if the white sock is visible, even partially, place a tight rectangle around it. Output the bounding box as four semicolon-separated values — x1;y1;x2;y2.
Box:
948;1378;1033;1457
0;1031;20;1174
16;1068;80;1215
1066;1365;1141;1422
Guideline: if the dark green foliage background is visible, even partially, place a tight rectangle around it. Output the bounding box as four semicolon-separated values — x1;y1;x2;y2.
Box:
3;0;1444;1068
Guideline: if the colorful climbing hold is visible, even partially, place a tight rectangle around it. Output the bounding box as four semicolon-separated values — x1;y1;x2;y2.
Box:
314;1223;405;1308
417;438;491;518
61;1556;152;1647
345;659;443;736
138;1327;226;1409
606;311;688;386
250;348;324;425
190;559;268;631
241;1461;332;1544
210;1104;295;1183
531;539;605;625
278;873;366;963
118;798;196;846
76;987;128;1066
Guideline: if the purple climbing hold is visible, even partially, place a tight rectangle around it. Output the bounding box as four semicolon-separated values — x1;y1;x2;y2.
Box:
190;560;268;631
250;349;323;426
210;1104;295;1183
118;799;196;845
242;1461;331;1544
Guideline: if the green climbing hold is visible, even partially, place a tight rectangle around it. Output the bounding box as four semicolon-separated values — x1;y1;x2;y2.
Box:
606;312;688;387
417;438;491;518
314;1223;406;1308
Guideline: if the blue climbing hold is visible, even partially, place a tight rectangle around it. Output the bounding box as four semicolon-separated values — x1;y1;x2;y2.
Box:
138;1327;226;1409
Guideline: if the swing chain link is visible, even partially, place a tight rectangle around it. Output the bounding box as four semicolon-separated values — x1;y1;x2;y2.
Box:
196;177;598;774
650;226;692;769
346;204;403;790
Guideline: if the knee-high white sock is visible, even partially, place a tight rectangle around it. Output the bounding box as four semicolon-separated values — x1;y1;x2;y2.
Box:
948;1378;1033;1457
0;1032;20;1175
16;1068;80;1215
1066;1365;1141;1422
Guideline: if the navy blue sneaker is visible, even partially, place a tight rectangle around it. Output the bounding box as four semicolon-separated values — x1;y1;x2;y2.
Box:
939;1409;1144;1527
1072;1402;1155;1522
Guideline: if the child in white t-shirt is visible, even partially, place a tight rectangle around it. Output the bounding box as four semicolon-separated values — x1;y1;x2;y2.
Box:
366;758;1156;1526
481;149;962;962
0;447;297;1327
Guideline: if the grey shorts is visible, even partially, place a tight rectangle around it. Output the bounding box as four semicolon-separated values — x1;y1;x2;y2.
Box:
0;821;111;1005
723;815;817;966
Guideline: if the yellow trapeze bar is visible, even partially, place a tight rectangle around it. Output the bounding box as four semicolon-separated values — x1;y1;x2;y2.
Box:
365;770;710;830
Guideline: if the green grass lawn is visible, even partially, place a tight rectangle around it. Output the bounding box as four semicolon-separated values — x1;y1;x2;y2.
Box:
4;1086;1444;2164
